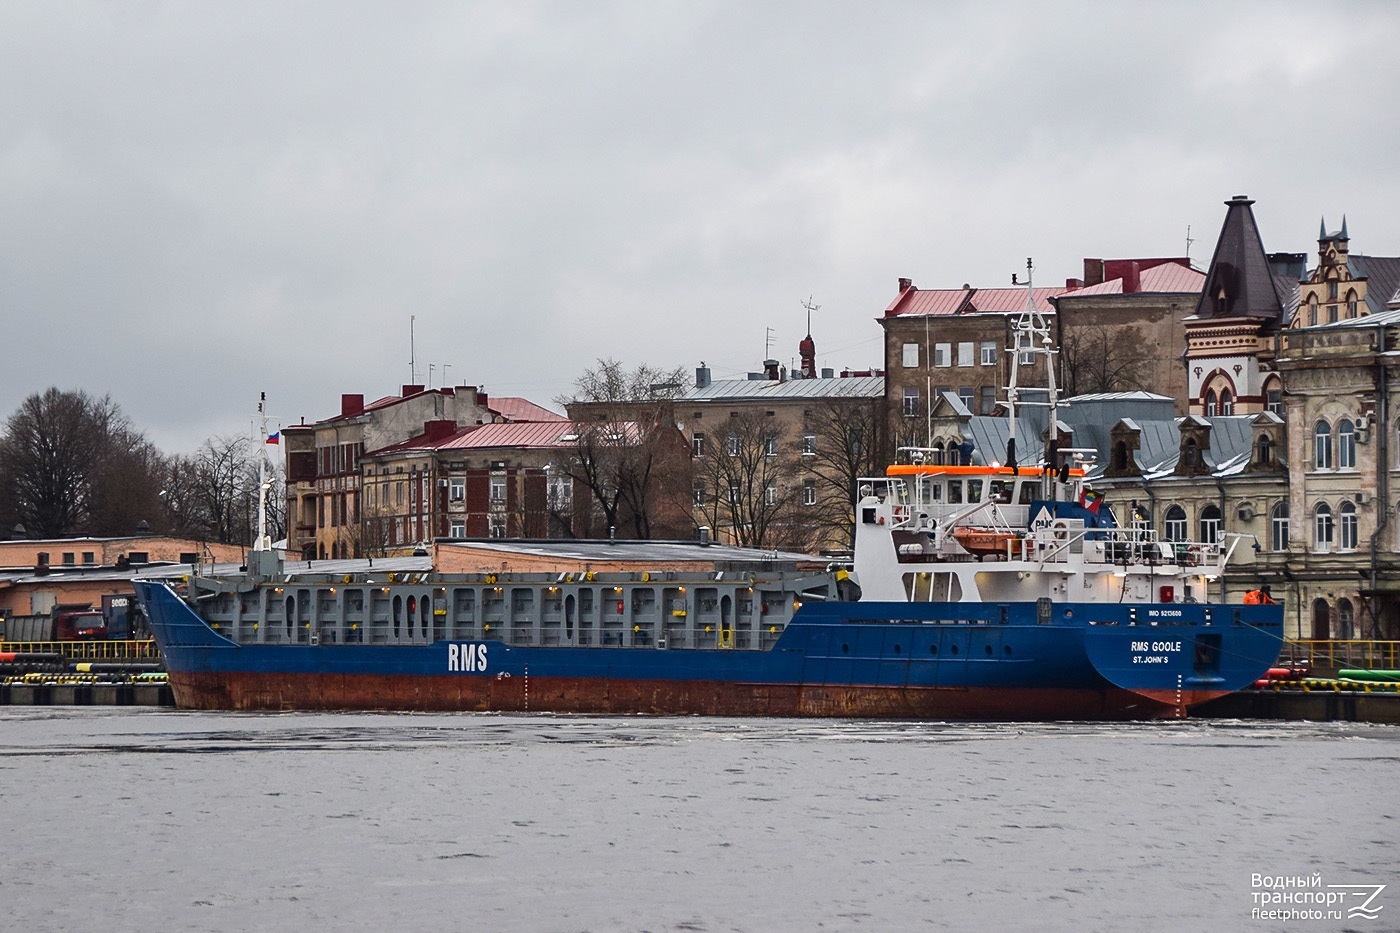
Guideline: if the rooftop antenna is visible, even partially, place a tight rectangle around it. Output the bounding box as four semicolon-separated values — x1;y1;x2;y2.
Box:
765;326;775;358
801;295;820;335
1186;224;1194;261
409;314;417;384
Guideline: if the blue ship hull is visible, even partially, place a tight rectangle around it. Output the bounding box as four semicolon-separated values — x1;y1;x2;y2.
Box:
135;582;1283;720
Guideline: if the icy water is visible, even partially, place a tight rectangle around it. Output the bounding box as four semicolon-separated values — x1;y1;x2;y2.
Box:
0;711;1396;933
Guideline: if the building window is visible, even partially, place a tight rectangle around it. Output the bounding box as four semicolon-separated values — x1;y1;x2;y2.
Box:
1328;280;1338;301
1336;599;1355;639
902;388;920;418
490;476;506;501
1164;506;1187;543
1265;386;1283;415
764;432;777;457
764;481;777;506
488;515;506;538
802;431;816;455
803;479;816;506
693;487;705;508
548;476;572;509
1205;390;1217;417
934;343;951;367
1307;297;1317;327
1314;502;1333;551
1328;305;1338;324
1270;502;1289;551
1314;420;1332;469
957;342;974;367
62;552;75;566
692;432;706;458
957;386;975;409
1256;435;1273;467
729;483;740;505
1220;390;1233;415
82;552;95;565
980;341;997;366
449;520;465;539
1338;419;1356;469
1339;501;1358;550
1018;348;1034;366
1198;505;1221;545
1346;291;1358;318
727;432;740;456
901;343;919;367
449;478;465;501
979;386;996;415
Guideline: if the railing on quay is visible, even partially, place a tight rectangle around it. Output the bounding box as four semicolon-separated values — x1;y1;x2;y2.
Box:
0;640;162;661
1279;640;1400;671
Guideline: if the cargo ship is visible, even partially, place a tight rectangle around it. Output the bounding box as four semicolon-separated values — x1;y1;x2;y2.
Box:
133;302;1282;720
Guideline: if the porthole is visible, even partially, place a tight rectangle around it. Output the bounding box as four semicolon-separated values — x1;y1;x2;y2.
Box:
985;644;994;656
841;643;850;653
950;644;959;656
929;644;938;655
894;644;902;655
1004;645;1013;657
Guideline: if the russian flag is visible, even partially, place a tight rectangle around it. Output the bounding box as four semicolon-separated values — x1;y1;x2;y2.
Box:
266;432;280;445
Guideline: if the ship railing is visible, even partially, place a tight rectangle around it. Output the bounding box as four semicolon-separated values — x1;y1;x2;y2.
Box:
1278;640;1400;672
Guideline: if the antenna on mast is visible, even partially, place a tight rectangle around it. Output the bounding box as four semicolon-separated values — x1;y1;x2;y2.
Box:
410;314;417;384
801;295;820;335
1185;224;1195;261
765;326;775;358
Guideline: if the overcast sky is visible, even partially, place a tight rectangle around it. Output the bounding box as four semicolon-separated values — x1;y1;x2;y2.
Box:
3;1;1398;454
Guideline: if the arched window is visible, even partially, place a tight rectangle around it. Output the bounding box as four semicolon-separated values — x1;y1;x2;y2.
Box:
1256;434;1273;467
1264;378;1283;415
1346;289;1358;318
1204;389;1218;417
1336;599;1355;639
1339;501;1358;550
1314;420;1333;469
1183;438;1200;469
1314;502;1334;550
1164;506;1187;542
1198;505;1221;544
1338;419;1356;469
1112;441;1130;472
930;441;944;465
1307;296;1318;327
1220;389;1234;415
1311;599;1330;640
1270;502;1289;551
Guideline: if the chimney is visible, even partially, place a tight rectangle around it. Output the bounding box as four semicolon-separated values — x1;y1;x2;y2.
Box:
1124;261;1141;294
341;394;365;417
1083;259;1105;287
898;277;913;291
695;364;711;389
402;384;425;397
764;359;781;381
424;420;456;442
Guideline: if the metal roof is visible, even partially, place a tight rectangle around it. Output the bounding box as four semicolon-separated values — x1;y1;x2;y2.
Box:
884;284;1067;318
681;375;884;403
488;397;566;422
1065;263;1205;296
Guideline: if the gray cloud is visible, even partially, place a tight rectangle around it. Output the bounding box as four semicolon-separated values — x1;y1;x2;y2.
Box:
2;1;1397;453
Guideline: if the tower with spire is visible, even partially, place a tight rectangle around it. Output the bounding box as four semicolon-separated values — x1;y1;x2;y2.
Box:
1294;215;1367;328
1182;195;1291;418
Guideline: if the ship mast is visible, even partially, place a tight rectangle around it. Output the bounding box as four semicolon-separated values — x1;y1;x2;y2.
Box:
255;392;272;553
1004;259;1061;491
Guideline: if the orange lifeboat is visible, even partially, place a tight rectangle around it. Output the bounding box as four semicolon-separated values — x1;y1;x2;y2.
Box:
950;528;1020;557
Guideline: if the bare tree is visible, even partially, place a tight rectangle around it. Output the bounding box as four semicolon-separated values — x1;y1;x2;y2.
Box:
163;435;285;546
693;411;803;549
557;357;688;409
1059;325;1153;397
804;397;891;551
0;388;166;537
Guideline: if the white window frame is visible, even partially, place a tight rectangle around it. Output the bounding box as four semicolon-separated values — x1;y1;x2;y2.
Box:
957;342;974;367
980;341;997;366
901;343;919;367
933;343;951;368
